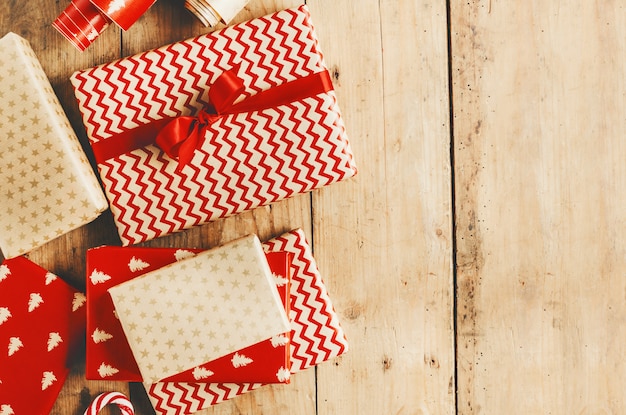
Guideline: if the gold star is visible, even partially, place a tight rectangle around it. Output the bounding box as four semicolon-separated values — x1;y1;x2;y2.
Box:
166;339;175;348
5;190;14;199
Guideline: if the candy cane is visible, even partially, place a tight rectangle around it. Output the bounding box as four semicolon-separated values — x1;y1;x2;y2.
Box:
84;392;134;415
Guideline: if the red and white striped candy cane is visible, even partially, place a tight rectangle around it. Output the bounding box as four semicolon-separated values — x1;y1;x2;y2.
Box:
84;392;134;415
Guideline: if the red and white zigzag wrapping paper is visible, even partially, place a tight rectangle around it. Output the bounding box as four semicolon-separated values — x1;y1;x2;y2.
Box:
146;229;349;414
70;6;357;246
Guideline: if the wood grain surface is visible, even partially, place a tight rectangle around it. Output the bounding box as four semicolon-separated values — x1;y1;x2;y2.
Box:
0;0;451;414
452;1;626;414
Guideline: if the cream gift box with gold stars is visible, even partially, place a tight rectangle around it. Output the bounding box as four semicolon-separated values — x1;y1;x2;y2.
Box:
0;33;108;259
107;234;291;384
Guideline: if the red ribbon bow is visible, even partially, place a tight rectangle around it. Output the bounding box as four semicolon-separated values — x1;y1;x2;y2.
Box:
91;65;334;170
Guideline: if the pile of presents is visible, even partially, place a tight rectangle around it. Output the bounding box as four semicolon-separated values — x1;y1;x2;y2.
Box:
0;3;357;414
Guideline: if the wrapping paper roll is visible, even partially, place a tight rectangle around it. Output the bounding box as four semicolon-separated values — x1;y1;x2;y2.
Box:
84;392;134;415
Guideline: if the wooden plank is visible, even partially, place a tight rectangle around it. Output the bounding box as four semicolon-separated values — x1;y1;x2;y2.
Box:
307;0;455;414
452;2;626;414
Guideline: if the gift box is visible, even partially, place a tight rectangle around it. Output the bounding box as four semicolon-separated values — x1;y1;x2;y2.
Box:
70;5;357;246
146;229;349;414
86;246;292;383
108;234;290;384
0;33;108;259
53;0;157;51
0;256;86;414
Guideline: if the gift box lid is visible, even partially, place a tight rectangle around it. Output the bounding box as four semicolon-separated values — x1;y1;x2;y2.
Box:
86;246;291;383
0;256;86;414
0;32;108;259
146;228;349;414
108;234;290;383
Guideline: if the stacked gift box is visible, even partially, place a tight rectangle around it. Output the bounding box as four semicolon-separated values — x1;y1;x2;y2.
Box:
0;4;354;414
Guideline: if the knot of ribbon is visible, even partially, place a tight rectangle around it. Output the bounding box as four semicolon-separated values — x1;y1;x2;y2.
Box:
91;65;334;170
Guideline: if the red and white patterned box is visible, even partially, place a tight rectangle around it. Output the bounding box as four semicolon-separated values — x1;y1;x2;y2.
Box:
146;229;349;414
86;246;291;384
70;6;357;246
0;256;86;414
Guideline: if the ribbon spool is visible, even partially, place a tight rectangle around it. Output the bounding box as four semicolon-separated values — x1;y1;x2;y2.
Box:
183;0;250;27
52;0;111;52
184;0;221;27
84;392;134;415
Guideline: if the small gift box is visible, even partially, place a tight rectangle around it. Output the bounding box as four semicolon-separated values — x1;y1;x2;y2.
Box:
0;256;86;414
146;229;349;414
86;246;291;383
53;0;157;51
70;5;357;246
0;33;108;259
108;234;290;384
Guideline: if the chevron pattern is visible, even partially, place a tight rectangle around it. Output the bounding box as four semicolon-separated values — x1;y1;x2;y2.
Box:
70;6;357;246
146;229;348;414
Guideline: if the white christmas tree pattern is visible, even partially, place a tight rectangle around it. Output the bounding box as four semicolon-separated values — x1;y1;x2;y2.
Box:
276;366;290;382
0;264;10;283
28;293;43;312
44;272;57;285
0;404;14;415
41;371;57;390
0;307;11;325
7;337;23;356
192;366;214;380
72;292;86;312
98;363;119;378
175;249;196;261
90;269;112;285
47;332;63;352
128;256;149;272
231;352;253;368
270;333;289;348
92;328;113;344
107;0;126;15
273;272;288;287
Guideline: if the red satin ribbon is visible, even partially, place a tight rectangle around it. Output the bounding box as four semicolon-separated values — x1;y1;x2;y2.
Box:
91;67;334;169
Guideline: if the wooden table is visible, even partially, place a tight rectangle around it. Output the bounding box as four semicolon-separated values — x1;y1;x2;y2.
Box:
2;0;625;414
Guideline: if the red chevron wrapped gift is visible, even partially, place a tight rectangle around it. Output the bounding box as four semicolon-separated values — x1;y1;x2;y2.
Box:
146;229;349;414
70;6;357;246
86;246;291;383
0;257;86;415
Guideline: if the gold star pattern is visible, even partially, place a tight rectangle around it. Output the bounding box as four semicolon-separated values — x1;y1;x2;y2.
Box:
0;33;107;258
108;235;290;384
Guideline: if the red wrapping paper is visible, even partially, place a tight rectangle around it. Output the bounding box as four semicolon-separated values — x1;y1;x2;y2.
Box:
0;257;86;414
70;6;357;246
86;247;291;383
